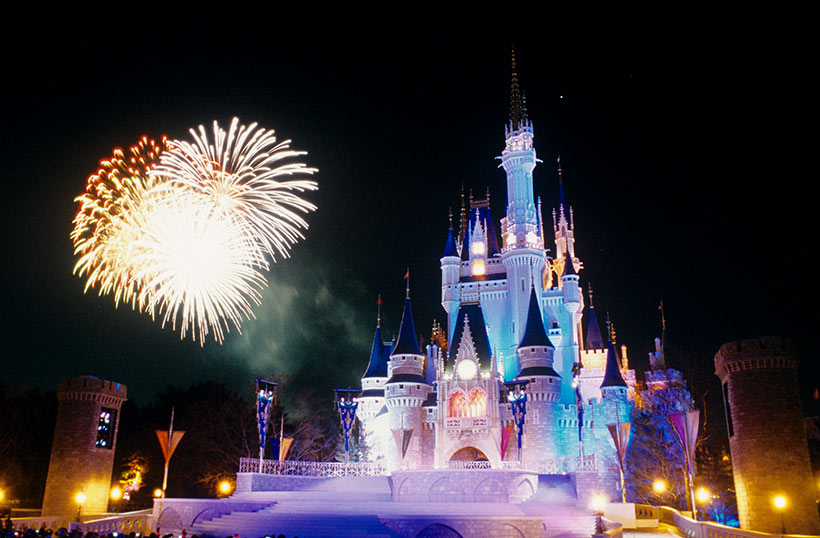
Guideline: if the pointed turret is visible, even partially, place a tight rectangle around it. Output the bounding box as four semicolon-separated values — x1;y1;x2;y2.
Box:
600;340;627;389
518;286;553;349
562;248;576;277
363;325;389;379
392;296;423;357
585;285;605;350
442;226;457;258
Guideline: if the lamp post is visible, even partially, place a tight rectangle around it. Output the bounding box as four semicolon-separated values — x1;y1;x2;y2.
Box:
505;380;529;463
591;494;607;534
334;388;361;472
75;491;86;522
110;486;122;513
773;495;787;534
255;379;278;471
695;486;711;521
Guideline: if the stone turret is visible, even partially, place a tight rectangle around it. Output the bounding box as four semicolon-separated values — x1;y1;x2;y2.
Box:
384;296;431;470
714;337;819;534
515;287;561;462
42;376;127;517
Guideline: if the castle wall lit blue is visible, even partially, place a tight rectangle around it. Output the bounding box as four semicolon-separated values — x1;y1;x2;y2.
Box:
356;61;635;499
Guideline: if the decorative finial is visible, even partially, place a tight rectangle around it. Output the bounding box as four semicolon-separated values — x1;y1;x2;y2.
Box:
486;186;491;204
588;283;594;308
377;294;382;328
404;267;410;299
448;207;453;229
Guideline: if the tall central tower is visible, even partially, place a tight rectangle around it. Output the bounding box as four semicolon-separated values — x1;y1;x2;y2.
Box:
500;51;546;379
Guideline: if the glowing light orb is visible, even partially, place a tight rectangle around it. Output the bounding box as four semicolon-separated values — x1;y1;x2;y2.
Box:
75;492;86;504
652;479;667;494
153;488;163;498
773;495;787;509
695;487;711;504
456;359;477;380
110;486;122;500
590;494;607;513
218;480;233;495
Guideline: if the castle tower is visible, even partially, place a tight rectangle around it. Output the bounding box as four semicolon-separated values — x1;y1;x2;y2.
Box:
714;337;820;534
41;376;127;517
384;295;431;470
515;287;561;463
440;225;460;333
500;53;546;379
356;306;392;462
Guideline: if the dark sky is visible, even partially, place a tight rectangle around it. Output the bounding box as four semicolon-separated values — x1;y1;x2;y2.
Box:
1;10;817;416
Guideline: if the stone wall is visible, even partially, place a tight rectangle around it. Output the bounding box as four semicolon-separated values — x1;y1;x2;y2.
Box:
41;377;127;517
715;337;820;535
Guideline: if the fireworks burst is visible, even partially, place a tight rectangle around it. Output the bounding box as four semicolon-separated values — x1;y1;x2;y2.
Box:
71;120;318;344
152;118;318;260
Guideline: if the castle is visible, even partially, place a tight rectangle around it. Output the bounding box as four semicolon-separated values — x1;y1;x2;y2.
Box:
355;63;638;497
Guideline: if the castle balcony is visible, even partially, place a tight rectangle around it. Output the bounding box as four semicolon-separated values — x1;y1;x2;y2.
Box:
445;416;489;429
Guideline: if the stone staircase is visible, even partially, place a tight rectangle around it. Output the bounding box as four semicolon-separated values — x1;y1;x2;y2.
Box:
188;475;598;538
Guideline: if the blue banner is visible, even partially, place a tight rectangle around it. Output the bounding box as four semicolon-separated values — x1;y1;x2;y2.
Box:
338;399;358;452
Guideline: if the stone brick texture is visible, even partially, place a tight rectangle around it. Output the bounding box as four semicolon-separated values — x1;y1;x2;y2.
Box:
715;337;819;534
41;377;126;517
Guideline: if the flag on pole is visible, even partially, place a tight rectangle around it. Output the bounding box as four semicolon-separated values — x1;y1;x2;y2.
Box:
279;438;294;461
671;410;700;475
606;423;631;465
500;425;514;459
155;430;185;463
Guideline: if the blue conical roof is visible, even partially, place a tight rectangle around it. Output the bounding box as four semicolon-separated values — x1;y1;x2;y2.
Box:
585;306;605;350
558;179;568;216
362;325;389;378
442;227;458;258
518;287;554;349
562;248;576;276
392;297;423;356
600;340;627;388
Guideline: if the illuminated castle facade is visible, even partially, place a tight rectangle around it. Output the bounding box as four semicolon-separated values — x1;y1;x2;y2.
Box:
356;65;635;496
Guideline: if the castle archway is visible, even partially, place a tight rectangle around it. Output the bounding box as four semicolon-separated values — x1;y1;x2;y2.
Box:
449;446;488;462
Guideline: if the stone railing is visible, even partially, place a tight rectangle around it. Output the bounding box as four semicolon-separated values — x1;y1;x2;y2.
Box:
240;455;594;477
618;504;800;538
9;510;152;535
505;454;596;474
239;457;387;476
447;460;493;469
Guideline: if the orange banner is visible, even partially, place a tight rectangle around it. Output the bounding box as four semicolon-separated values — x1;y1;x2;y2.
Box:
156;430;185;462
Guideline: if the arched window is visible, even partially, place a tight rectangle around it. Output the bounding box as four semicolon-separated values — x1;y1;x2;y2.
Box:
468;388;487;417
448;391;467;417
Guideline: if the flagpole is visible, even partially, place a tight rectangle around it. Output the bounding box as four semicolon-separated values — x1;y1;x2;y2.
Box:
162;407;174;499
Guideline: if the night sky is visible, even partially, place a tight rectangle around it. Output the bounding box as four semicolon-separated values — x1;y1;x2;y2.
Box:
2;10;817;417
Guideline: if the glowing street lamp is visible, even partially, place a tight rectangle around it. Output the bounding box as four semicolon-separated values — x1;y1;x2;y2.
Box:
590;494;607;534
110;486;122;513
75;491;86;522
652;479;667;495
153;488;163;499
695;487;711;504
218;480;233;496
773;495;787;534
